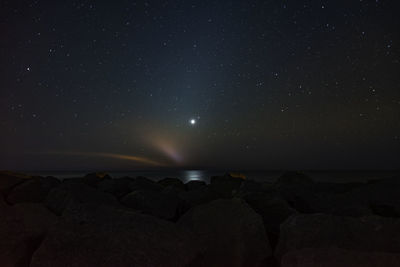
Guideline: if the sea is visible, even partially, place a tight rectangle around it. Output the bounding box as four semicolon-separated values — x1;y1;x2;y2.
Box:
24;170;400;184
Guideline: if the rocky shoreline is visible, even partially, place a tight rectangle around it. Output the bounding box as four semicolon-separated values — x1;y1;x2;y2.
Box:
1;171;399;266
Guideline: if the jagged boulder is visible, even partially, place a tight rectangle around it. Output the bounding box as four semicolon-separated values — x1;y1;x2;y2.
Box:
97;177;134;198
162;185;184;195
239;180;274;194
6;176;60;204
312;192;373;217
158;177;185;191
179;186;220;208
121;190;181;220
209;174;244;198
31;205;201;267
313;181;364;194
243;193;297;247
45;181;119;215
276;214;400;263
311;177;400;218
348;177;400;218
129;176;164;192
185;180;207;191
0;199;58;267
281;247;400;267
274;171;317;213
0;171;29;195
82;172;112;187
178;198;272;267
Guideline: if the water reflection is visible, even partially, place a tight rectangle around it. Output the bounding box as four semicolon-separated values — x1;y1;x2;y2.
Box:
181;170;208;184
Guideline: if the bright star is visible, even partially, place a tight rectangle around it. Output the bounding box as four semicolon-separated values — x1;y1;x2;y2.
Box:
190;119;196;125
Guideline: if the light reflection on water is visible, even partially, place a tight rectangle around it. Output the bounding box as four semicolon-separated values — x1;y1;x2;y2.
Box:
27;169;219;183
180;170;208;183
24;170;397;184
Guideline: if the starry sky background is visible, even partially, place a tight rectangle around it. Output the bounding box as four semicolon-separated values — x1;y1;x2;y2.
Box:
1;0;399;170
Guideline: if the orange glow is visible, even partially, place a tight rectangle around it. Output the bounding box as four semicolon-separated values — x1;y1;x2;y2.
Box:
95;153;165;166
39;151;166;166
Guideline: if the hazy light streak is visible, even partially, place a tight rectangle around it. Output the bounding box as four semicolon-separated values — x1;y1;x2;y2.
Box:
95;153;164;166
151;138;183;163
38;151;166;166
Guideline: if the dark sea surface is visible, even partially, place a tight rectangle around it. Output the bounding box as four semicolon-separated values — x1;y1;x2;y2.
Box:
25;170;399;184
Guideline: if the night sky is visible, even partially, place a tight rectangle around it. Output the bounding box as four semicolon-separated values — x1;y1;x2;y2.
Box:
1;0;399;171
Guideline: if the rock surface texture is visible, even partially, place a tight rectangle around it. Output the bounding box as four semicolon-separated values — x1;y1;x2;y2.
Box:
178;198;272;267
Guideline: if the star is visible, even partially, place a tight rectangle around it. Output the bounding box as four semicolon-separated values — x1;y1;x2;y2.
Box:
190;119;196;125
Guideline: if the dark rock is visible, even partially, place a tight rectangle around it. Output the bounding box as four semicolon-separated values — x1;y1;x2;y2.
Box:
274;171;317;213
178;198;272;267
349;177;400;218
371;204;400;218
162;186;190;219
0;171;29;195
313;181;364;194
281;247;400;267
275;171;314;187
243;193;297;248
313;193;373;217
121;190;181;220
6;176;60;204
239;179;273;194
157;177;185;190
82;172;112;187
274;172;373;216
209;174;244;198
331;202;372;217
179;187;220;208
275;213;400;262
367;176;400;185
162;185;184;195
31;205;201;267
185;180;207;191
45;182;119;215
129;176;164;192
97;177;134;198
0;199;58;266
313;177;400;218
58;177;81;184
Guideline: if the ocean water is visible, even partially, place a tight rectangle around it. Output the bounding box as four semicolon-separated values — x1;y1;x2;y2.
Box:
25;170;399;184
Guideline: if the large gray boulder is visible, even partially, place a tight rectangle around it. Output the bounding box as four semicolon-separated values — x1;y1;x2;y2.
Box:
31;205;201;267
276;214;400;264
6;176;60;204
0;199;58;266
178;198;272;267
121;190;181;220
45;181;119;215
